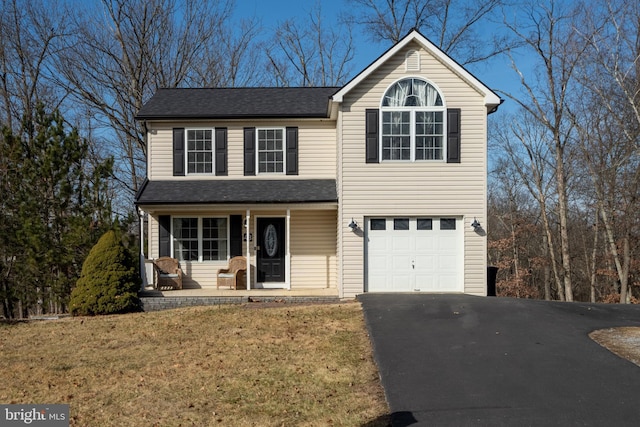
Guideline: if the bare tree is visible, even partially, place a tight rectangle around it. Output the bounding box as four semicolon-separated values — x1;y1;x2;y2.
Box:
55;0;250;199
196;18;263;88
0;0;70;131
576;1;640;137
492;112;564;300
488;157;545;299
568;0;640;303
348;0;509;65
501;0;595;301
265;3;354;87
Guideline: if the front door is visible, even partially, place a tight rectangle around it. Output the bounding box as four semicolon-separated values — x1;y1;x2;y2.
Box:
257;217;286;283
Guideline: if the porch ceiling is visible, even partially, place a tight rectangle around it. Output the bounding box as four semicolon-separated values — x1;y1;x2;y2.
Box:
135;179;338;205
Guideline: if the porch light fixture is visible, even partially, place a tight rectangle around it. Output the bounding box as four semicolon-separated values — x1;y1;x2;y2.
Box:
348;218;358;231
471;218;481;230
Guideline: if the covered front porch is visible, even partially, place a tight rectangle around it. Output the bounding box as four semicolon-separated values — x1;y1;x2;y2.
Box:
135;178;340;295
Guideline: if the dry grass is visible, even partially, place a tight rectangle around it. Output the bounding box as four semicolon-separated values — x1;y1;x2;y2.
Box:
590;327;640;368
0;303;390;426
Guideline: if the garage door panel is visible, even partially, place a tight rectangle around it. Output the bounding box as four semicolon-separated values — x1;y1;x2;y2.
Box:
391;275;411;290
392;236;411;251
414;255;435;272
368;275;387;290
439;254;458;269
437;238;458;252
392;259;410;274
415;237;435;251
414;274;434;289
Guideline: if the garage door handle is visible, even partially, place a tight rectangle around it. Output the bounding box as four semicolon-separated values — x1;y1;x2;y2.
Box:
412;261;415;269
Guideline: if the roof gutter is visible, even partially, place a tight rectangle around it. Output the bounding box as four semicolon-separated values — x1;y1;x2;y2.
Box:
488;98;505;115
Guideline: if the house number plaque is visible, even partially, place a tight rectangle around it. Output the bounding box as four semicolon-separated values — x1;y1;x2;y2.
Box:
264;224;278;257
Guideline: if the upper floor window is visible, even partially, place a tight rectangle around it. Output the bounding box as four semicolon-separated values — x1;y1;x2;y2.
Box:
173;127;227;177
257;128;284;173
381;78;445;161
187;129;213;174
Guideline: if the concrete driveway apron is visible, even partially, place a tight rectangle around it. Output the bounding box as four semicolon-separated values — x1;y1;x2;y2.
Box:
359;294;640;426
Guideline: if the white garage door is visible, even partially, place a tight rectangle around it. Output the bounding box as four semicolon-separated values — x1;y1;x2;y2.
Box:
366;217;463;292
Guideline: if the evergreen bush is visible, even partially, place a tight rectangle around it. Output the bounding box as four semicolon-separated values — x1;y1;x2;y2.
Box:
70;230;141;316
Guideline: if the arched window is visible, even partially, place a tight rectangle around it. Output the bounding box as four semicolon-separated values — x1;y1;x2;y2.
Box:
381;78;445;161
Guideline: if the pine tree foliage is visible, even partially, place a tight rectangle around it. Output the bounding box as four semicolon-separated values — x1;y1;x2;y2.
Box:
0;106;114;318
70;230;140;316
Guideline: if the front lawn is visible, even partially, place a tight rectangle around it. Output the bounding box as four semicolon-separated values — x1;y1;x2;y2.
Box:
0;303;389;426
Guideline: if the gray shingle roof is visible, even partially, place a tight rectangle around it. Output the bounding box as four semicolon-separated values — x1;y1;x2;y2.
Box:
135;179;337;205
136;87;340;120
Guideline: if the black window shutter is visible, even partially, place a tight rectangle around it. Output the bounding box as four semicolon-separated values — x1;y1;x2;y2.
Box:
229;215;243;257
173;128;185;176
286;127;298;175
447;108;461;163
159;215;171;257
244;127;256;176
215;127;228;176
365;109;379;163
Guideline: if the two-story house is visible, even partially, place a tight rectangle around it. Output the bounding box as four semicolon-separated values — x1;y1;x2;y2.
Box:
135;30;501;299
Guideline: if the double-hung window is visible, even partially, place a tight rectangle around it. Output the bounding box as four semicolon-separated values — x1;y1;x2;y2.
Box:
187;129;213;174
381;78;445;161
257;128;284;173
172;217;228;262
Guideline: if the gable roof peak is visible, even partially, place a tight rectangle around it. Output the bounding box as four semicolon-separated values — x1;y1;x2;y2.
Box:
332;29;501;109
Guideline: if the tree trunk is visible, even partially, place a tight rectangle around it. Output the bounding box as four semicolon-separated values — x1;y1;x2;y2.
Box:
589;216;598;303
541;196;564;301
599;201;630;303
621;236;630;304
542;233;552;300
555;143;573;301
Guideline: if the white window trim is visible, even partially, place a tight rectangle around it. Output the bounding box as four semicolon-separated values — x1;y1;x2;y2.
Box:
171;215;230;263
379;77;447;162
185;127;215;175
256;127;286;175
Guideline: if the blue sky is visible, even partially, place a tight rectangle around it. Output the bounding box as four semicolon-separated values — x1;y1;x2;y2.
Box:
245;0;386;72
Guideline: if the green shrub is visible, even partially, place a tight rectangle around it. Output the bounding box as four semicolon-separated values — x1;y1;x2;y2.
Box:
70;230;141;316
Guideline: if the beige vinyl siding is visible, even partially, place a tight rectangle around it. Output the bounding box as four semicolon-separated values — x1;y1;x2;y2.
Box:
145;208;337;290
147;119;336;180
148;215;159;259
289;210;337;289
339;42;488;298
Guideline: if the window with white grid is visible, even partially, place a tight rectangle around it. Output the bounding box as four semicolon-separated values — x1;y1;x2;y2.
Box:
257;128;284;173
187;129;213;174
172;217;228;262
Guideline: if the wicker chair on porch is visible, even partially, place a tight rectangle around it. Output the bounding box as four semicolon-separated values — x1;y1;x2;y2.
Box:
217;256;247;290
153;257;183;290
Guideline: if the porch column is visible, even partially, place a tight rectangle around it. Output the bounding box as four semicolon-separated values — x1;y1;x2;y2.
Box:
138;208;147;290
286;208;291;289
245;209;251;290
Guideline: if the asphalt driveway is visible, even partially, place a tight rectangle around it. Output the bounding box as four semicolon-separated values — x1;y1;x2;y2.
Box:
359;294;640;426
